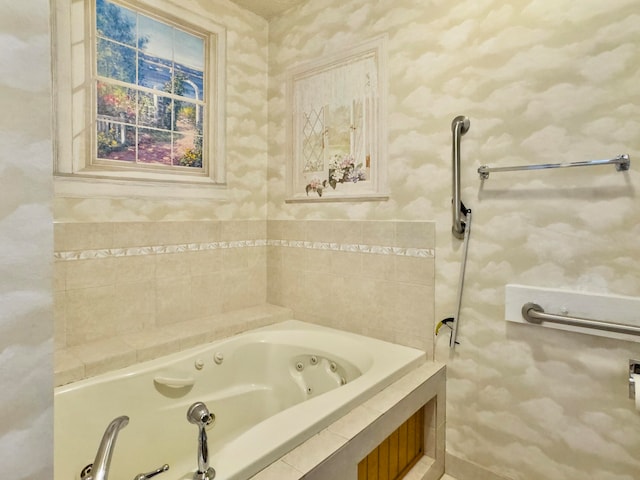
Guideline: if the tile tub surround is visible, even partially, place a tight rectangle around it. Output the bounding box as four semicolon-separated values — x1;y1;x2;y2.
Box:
267;220;436;356
54;220;268;350
54;219;436;383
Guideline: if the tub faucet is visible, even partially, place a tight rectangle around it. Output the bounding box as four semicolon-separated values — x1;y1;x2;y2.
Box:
187;402;216;480
81;415;129;480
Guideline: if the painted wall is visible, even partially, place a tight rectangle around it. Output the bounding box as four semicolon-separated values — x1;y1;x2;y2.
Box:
0;1;54;478
267;0;640;479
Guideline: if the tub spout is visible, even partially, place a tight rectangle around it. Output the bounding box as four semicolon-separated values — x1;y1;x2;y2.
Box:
187;402;216;480
81;415;129;480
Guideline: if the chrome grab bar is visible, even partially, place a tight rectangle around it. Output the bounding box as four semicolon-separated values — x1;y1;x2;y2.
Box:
478;154;630;179
521;302;640;337
451;116;470;239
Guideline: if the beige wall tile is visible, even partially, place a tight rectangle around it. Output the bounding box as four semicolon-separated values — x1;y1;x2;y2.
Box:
222;248;249;270
248;219;267;240
65;258;116;290
360;253;395;280
330;251;362;276
395;256;435;286
113;280;155;333
53;260;66;292
396;222;435;249
156;252;191;279
266;265;284;306
65;286;115;345
328;220;363;244
305;248;333;274
188;250;223;276
61;222;114;250
221;220;249;241
222;269;253;311
156;276;193;326
53;223;66;251
191;221;221;243
280;220;305;241
301;220;329;243
114;255;156;283
113;222;157;248
191;274;224;319
363;221;396;246
282;246;306;271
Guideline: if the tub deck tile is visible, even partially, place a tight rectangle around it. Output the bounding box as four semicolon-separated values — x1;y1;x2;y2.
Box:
122;330;183;362
281;428;349;473
251;460;304;480
65;337;136;379
326;404;383;440
53;349;84;385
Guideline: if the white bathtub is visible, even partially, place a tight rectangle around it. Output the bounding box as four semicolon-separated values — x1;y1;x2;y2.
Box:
55;320;425;480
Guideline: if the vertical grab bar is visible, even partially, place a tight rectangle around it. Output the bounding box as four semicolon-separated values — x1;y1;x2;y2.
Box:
451;116;470;239
449;115;471;350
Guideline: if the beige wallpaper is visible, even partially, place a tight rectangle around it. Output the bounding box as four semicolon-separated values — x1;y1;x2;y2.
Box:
267;1;640;479
0;0;54;478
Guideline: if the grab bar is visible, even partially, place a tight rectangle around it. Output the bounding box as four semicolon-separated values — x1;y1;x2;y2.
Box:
452;116;470;239
478;154;630;179
521;302;640;337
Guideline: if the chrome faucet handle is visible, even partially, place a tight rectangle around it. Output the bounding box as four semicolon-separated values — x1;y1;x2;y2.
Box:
133;464;170;480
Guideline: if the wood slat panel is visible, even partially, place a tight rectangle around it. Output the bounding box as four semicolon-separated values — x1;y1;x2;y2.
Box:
388;429;400;478
379;437;390;480
407;412;416;459
367;447;379;480
358;457;368;480
398;421;408;469
357;407;425;480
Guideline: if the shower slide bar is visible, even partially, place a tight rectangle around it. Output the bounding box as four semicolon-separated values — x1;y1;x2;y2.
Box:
478;154;630;179
521;302;640;337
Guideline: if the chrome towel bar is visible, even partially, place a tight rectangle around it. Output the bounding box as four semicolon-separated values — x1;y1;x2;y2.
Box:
478;154;630;179
522;302;640;337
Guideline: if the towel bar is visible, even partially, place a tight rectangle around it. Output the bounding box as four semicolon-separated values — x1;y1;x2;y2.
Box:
478;154;630;179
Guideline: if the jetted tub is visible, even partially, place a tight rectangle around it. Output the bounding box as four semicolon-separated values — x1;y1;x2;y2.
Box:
55;320;425;480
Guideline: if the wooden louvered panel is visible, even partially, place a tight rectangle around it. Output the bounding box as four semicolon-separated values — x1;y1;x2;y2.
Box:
357;407;424;480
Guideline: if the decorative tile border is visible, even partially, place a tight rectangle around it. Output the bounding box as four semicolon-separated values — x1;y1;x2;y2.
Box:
54;239;434;261
54;240;268;261
271;240;434;258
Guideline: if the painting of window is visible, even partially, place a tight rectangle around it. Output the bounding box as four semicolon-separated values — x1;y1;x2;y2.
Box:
287;37;387;201
95;0;206;170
